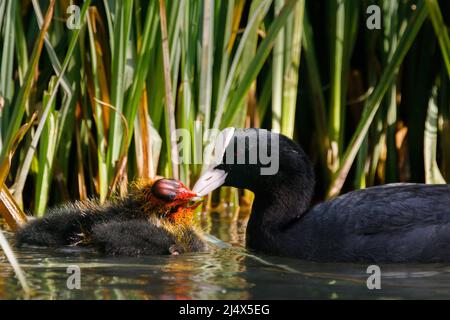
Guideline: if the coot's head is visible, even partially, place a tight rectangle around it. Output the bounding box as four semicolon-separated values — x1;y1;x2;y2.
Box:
193;128;315;197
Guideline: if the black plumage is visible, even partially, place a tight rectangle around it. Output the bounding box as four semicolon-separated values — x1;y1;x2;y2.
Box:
194;128;450;262
15;179;207;256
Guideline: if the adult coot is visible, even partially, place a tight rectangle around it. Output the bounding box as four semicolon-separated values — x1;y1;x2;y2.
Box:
193;128;450;262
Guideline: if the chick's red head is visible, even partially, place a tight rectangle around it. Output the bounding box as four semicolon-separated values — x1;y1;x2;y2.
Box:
139;178;200;224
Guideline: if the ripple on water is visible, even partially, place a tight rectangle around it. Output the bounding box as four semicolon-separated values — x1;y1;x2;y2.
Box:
1;224;450;299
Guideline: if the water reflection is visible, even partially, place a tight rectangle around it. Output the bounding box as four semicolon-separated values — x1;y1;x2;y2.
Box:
1;212;450;299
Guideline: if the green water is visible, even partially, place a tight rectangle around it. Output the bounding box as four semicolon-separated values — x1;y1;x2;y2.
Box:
1;212;450;299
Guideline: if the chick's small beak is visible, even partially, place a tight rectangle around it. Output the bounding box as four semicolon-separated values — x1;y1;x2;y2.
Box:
174;181;199;201
192;168;228;197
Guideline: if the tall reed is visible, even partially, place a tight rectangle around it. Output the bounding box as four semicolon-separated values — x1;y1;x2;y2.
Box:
0;0;448;220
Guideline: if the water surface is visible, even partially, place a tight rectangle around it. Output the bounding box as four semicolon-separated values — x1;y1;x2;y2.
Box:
1;211;450;299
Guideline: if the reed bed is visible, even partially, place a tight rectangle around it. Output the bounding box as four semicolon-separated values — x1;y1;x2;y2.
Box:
0;0;448;229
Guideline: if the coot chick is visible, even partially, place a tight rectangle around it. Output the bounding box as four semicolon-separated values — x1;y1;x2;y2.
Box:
16;179;206;256
193;128;450;262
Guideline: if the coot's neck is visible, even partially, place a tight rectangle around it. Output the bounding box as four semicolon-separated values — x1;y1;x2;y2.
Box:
246;172;314;253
